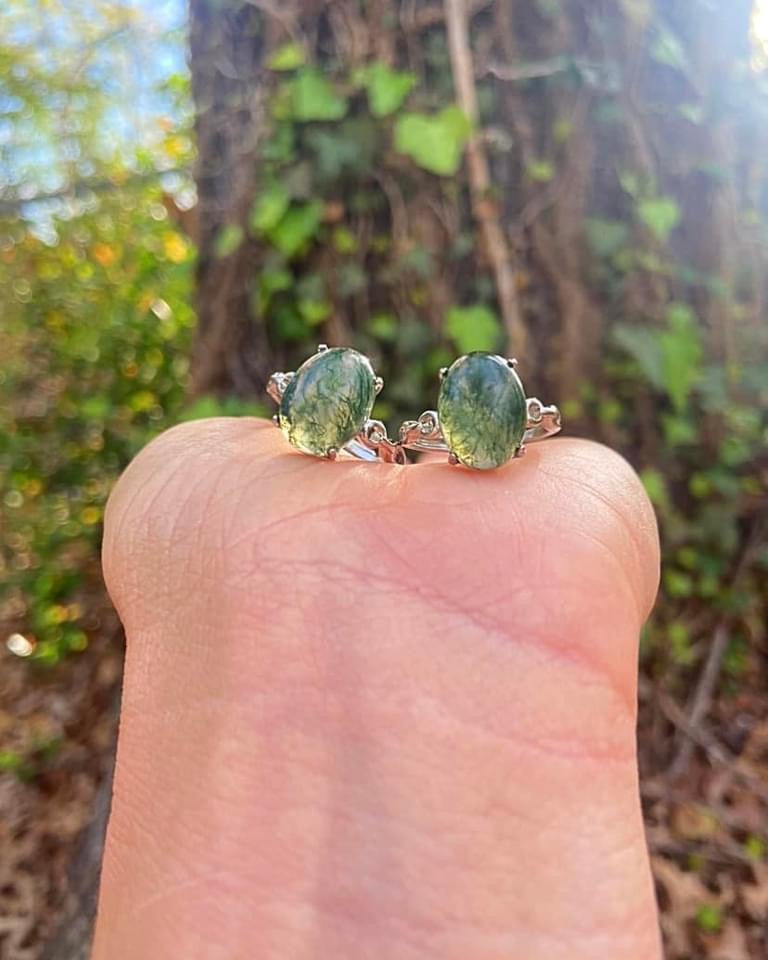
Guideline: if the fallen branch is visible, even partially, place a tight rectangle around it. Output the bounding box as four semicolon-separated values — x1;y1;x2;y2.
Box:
668;517;764;778
653;684;768;805
667;622;730;779
483;56;575;82
443;0;527;354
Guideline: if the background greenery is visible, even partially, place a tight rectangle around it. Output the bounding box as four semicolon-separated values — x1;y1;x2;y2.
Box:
0;0;767;955
2;0;765;679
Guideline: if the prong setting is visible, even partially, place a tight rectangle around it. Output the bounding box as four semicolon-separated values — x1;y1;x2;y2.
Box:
266;370;295;404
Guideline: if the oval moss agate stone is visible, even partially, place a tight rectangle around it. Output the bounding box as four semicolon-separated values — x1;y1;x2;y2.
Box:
279;347;377;457
438;352;527;470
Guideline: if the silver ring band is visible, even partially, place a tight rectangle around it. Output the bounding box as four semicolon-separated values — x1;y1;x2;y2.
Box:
399;397;562;459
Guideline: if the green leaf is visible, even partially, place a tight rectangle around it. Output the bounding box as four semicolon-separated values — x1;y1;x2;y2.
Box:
526;159;555;182
639;467;669;511
363;62;416;117
0;751;23;774
262;123;296;162
259;266;293;294
744;835;767;862
256;265;293;310
614;325;664;390
273;303;309;340
585;218;629;257
659;302;702;412
445;305;500;354
305;121;373;178
618;171;641;197
298;298;331;324
695;904;723;934
668;621;694;664
663;413;697;445
214;224;244;258
250;183;291;234
651;25;688;72
332;226;357;254
679;102;704;124
638;196;681;242
268;202;323;257
291;69;347;122
267;43;306;71
368;313;398;342
394;106;471;176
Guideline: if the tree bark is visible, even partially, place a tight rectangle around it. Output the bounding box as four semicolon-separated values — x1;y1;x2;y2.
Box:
188;0;273;397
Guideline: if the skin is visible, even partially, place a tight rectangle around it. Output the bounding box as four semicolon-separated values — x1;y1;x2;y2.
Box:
93;417;662;960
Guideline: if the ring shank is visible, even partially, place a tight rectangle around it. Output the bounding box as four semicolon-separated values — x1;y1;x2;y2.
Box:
522;405;561;444
400;399;561;454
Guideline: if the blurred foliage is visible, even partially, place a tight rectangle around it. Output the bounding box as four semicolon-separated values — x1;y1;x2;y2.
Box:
1;0;767;699
0;0;197;664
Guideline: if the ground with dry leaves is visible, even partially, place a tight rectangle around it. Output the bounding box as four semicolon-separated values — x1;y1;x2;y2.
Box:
0;620;766;959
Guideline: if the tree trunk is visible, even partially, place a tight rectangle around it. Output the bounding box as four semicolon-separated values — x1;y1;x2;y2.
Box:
188;0;274;397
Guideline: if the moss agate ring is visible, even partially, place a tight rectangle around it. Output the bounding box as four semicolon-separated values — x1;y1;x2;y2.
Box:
267;345;406;464
399;352;562;470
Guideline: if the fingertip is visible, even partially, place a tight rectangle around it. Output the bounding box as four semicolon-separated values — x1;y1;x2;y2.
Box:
101;417;276;615
533;437;660;621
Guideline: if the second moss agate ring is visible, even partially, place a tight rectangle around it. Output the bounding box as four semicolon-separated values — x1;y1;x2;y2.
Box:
400;352;561;470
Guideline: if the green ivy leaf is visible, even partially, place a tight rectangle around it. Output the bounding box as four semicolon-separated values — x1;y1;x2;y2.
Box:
267;43;306;71
250;183;291;234
526;159;555;182
259;266;292;294
291;69;347;122
268;202;323;257
368;313;398;341
638;196;681;242
214;224;244;258
659;302;702;412
584;218;629;257
256;265;292;311
614;325;664;390
394;106;471;176
305;121;373;178
651;24;689;72
363;62;416;117
618;170;641;198
332;226;357;254
663;413;698;445
445;304;500;354
298;298;331;324
639;467;669;511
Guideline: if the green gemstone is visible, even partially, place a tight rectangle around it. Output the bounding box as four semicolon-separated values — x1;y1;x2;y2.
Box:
279;347;377;457
438;352;526;470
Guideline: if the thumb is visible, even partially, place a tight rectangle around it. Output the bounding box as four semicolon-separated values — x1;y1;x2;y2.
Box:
94;418;661;960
